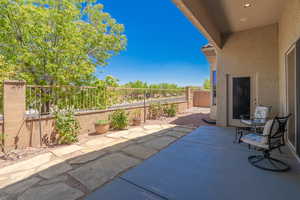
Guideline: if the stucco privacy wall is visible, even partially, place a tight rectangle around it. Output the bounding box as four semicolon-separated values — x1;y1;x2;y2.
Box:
9;102;188;149
2;81;190;149
216;24;279;126
193;91;210;107
278;0;300;115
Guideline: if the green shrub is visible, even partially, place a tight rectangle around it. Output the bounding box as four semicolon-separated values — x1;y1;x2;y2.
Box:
163;104;178;117
131;109;142;120
52;107;80;144
95;119;110;125
149;103;164;119
110;110;129;130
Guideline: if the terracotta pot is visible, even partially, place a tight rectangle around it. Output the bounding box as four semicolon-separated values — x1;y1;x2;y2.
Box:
132;118;142;126
94;123;110;134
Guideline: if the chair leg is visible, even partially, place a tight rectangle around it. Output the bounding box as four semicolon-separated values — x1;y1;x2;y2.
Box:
248;151;290;172
278;147;283;154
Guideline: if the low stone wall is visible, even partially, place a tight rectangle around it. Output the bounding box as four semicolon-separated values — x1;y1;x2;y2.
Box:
193;90;211;107
1;81;191;149
13;101;187;148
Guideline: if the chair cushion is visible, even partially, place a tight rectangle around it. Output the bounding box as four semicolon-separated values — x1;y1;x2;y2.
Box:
241;119;266;126
241;119;252;125
254;106;270;119
241;133;269;149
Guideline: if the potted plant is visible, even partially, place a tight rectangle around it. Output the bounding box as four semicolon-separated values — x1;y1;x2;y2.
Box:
132;109;142;126
94;119;110;134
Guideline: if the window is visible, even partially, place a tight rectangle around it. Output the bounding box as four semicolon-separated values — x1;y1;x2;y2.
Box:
212;71;217;105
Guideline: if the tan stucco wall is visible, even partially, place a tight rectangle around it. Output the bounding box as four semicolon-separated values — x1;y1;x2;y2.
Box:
10;102;188;148
201;48;217;119
193;91;211;107
278;0;300;115
216;24;279;126
210;57;217;120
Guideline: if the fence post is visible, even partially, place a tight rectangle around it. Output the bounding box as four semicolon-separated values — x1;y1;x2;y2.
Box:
3;80;26;149
186;86;193;109
143;90;146;123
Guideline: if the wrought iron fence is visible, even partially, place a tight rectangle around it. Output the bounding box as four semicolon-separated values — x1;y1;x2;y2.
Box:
109;87;186;109
25;85;186;115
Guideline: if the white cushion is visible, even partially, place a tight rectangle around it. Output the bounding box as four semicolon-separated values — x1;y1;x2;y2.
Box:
241;119;266;126
241;133;269;149
254;106;270;119
241;119;278;149
241;119;252;125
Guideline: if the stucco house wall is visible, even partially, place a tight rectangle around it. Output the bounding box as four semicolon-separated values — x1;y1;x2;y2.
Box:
278;0;300;115
216;24;279;126
210;60;217;120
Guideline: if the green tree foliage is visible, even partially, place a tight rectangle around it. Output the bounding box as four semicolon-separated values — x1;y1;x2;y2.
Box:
123;80;148;88
123;81;182;89
0;0;127;85
203;79;211;90
149;83;181;90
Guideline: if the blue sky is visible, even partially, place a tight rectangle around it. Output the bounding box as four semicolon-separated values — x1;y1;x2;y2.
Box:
96;0;209;86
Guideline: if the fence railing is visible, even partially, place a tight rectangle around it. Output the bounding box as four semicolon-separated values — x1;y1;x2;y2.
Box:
25;85;186;115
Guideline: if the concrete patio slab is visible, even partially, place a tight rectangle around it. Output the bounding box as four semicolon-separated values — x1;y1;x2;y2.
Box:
68;151;107;165
0;124;194;199
87;126;300;200
3;177;41;195
50;145;83;157
0;153;52;176
86;178;165;200
122;144;158;159
38;160;72;179
18;183;84;200
68;153;141;191
142;136;177;150
84;137;116;147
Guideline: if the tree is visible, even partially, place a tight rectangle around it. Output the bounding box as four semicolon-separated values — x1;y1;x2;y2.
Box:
0;0;127;85
149;83;182;89
123;80;148;88
203;79;211;90
123;81;183;89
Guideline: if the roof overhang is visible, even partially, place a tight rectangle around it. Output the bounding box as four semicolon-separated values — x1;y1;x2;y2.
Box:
173;0;284;49
173;0;223;49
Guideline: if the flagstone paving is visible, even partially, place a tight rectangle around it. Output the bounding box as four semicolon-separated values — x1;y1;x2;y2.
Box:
0;125;195;200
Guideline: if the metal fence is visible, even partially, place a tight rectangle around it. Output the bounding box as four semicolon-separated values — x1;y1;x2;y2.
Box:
25;85;186;115
109;87;186;109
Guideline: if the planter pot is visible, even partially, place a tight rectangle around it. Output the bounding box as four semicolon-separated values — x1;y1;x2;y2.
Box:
132;118;142;126
94;123;110;134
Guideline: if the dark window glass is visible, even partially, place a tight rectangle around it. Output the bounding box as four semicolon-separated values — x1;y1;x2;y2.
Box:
212;71;217;105
232;77;251;119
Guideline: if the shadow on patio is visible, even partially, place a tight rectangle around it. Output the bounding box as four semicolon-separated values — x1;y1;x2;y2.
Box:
0;125;194;200
170;113;212;127
86;126;300;200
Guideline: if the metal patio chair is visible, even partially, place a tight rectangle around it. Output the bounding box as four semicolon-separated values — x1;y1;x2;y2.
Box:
234;105;272;143
240;114;292;172
240;105;272;131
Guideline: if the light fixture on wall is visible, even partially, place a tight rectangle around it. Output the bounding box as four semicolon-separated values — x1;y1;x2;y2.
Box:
244;3;251;8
